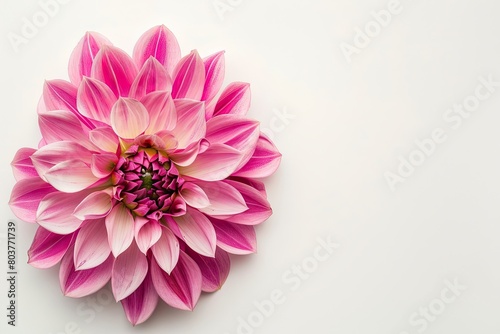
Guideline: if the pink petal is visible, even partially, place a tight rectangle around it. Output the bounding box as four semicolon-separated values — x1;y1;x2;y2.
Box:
69;31;111;86
121;271;159;326
232;134;282;178
135;219;162;254
91;45;138;97
186;247;230;292
133;25;181;76
211;218;257;254
28;227;75;268
169;208;216;257
36;191;89;234
194;180;247;217
60;244;112;298
74;219;111;270
172;50;205;100
91;153;118;178
230;176;267;196
43;80;95;129
112;241;148;301
105;203;135;256
11;148;38;180
9;177;55;223
110;98;149;139
223;180;272;225
77;77;117;124
213;82;251;117
150;251;202;311
44;160;99;193
179;182;210;209
170;99;206;149
178;143;242;181
89;127;119;153
151;226;179;274
73;190;113;220
130;57;172;100
202;51;225;102
141;91;177;134
168;138;208;167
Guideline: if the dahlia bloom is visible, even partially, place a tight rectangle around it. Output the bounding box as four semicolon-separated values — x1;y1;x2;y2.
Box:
9;25;281;325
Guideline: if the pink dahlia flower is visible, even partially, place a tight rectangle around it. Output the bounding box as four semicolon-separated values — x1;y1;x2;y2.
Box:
9;25;281;325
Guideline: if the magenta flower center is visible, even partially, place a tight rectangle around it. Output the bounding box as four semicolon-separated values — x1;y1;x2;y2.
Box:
113;147;185;219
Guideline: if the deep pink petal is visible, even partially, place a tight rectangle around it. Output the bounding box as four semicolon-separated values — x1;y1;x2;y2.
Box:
91;45;138;97
133;25;181;76
150;251;202;311
186;247;230;292
170;99;206;149
172;50;205;100
69;32;111;86
230;176;267;197
170;208;216;257
223;180;272;225
151;226;179;274
9;177;55;223
232;134;282;178
121;271;158;326
110;98;149;139
178;143;242;181
130;57;172;100
11;148;38;181
74;219;111;270
213;82;251;117
141;91;177;134
89;127;119;153
105;203;135;256
91;153;118;178
112;241;148;301
168;139;208;167
44;160;99;193
73;190;113;220
77;77;117;124
28;227;75;268
211;218;257;254
60;244;112;298
202;51;225;102
179;182;210;209
194;180;247;217
135;219;162;254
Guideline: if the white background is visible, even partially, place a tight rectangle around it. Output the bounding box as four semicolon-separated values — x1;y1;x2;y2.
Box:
1;0;500;333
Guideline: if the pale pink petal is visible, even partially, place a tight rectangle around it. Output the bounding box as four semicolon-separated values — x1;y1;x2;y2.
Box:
110;98;149;139
151;226;179;274
130;57;172;100
112;241;148;301
43;79;95;129
60;244;112;298
91;45;138;97
28;227;75;268
179;182;210;209
194;180;247;217
77;77;117;124
186;247;230;292
121;271;158;326
202;51;225;102
213;82;251;117
141;91;176;134
133;134;167;151
133;25;181;76
168;139;208;167
170;99;206;149
105;203;135;256
9;177;55;223
211;218;257;254
44;160;99;193
150;251;202;310
178;143;242;181
73;190;113;220
223;180;272;225
89;127;119;153
172;50;205;100
232;133;282;178
69;31;111;85
135;219;162;254
36;191;89;234
74;219;111;270
169;208;216;257
91;153;118;178
11;148;38;180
